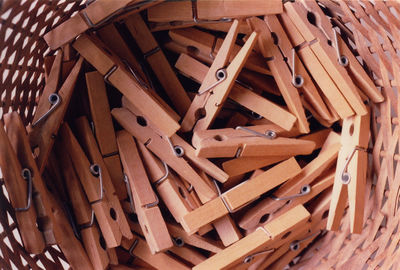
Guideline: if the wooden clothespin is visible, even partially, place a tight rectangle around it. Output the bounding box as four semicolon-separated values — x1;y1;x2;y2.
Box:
59;123;122;248
111;98;228;203
261;15;332;122
175;53;297;131
283;2;368;116
192;125;316;158
85;71;127;201
0;119;45;254
256;190;332;270
192;205;310;270
247;17;310;134
124;13;191;117
327;110;370;234
137;143;197;224
277;11;355;119
147;0;282;25
72;33;179;137
182;21;259;132
43;0;161;50
180;158;301;234
117;130;173;253
60;144;109;270
4;112;93;269
120;237;190;270
299;0;384;104
239;132;340;230
74;116;133;240
28;57;83;173
32;50;62;125
221;128;329;178
168;27;270;76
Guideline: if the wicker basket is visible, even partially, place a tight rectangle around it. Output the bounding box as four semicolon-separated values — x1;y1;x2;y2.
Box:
0;0;398;269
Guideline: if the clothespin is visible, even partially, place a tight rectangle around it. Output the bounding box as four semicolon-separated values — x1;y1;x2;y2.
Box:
262;15;332;122
137;143;197;224
117;130;173;253
247;17;310;134
192;205;310;270
72;33;180;137
74;116;133;240
59;123;122;248
175;53;296;131
111;99;228;203
43;0;161;50
168;27;271;76
180;157;301;234
327;110;370;234
147;0;282;25
167;223;224;254
182;21;259;132
192;125;316;158
0;120;44;254
278;11;355;119
238;131;339;230
85;71;127;201
120;237;190;270
28;57;83;173
299;0;384;104
124;13;191;117
60;143;109;270
283;2;368;116
32;50;62;125
221;128;330;178
256;191;332;270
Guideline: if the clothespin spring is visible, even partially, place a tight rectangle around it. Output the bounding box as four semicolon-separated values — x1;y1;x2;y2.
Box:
341;146;367;184
243;248;275;264
333;29;349;67
165;136;185;157
32;93;61;127
123;174;135;213
198;68;227;95
213;180;234;213
235;126;277;140
14;168;33;212
80;210;95;230
271;185;311;201
289;230;322;251
172;237;185;247
290;48;304;88
89;164;104;203
154;161;169;185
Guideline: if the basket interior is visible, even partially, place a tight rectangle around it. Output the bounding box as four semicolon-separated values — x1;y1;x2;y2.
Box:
0;1;400;269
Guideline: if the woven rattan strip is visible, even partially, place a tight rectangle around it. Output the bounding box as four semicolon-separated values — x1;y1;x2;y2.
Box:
0;0;399;269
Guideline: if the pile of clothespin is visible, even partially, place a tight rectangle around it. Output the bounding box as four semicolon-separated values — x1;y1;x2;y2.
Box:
0;0;382;269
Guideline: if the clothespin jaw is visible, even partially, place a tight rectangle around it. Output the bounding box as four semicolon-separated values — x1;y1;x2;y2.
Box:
193;30;259;132
327;110;370;234
192;205;310;270
116;130;173;254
